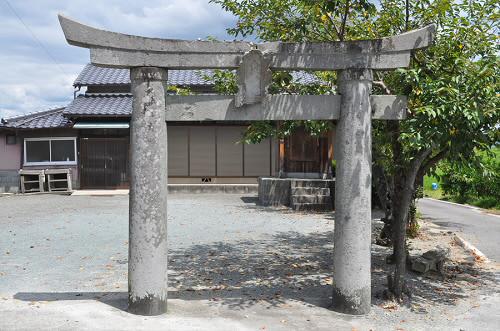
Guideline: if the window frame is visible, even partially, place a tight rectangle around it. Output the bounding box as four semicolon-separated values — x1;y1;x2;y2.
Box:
24;137;77;166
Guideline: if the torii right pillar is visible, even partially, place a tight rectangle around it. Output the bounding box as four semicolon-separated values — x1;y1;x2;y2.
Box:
332;68;373;315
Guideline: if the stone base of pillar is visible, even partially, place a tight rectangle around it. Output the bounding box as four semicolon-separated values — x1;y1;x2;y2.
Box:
128;295;168;316
332;287;371;315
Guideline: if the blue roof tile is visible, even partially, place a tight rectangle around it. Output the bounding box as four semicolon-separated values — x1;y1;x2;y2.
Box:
64;94;132;117
74;64;322;86
0;108;72;129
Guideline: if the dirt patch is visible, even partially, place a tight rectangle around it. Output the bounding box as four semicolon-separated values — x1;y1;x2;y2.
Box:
371;219;499;314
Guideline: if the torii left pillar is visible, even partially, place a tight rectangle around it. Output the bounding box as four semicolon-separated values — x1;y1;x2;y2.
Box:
128;67;169;315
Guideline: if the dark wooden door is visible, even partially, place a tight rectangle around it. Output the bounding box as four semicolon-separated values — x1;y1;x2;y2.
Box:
80;137;129;189
285;127;326;173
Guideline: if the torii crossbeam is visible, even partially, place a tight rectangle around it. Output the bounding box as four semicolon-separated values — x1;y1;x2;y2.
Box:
59;14;435;317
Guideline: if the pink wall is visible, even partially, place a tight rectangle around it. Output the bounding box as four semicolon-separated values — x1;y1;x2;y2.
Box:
0;134;21;170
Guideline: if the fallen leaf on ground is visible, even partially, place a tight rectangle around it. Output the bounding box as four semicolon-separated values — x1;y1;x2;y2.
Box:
382;302;398;311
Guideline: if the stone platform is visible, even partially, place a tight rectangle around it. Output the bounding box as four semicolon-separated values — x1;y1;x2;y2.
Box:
258;177;335;211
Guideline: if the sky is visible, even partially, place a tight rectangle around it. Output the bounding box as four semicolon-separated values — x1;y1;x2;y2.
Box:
0;0;237;119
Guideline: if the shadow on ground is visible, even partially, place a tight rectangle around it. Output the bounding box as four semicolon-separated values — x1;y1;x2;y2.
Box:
14;228;499;313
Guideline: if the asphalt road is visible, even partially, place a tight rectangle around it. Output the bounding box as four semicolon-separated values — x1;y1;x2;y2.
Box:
419;198;500;262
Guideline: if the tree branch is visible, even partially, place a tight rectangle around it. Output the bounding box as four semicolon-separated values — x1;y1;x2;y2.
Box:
405;0;410;32
339;0;351;41
373;80;392;94
326;14;342;40
416;147;450;183
409;147;433;179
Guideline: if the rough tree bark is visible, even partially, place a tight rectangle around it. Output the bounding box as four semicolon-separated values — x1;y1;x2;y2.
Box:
387;121;432;298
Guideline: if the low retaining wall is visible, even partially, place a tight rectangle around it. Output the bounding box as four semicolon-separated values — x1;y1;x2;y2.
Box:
258;177;292;206
0;170;19;193
168;184;258;194
258;177;335;209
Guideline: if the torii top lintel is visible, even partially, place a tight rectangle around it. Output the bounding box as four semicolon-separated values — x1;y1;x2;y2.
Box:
59;15;435;71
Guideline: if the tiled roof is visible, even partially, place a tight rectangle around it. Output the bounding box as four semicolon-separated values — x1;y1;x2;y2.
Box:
74;64;322;86
64;94;132;117
0;108;72;129
75;65;130;85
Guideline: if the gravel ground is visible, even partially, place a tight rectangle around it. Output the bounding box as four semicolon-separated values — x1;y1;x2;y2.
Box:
0;193;498;331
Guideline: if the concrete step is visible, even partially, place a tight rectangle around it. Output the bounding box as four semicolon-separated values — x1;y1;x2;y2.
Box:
292;202;333;212
291;179;333;189
168;184;258;194
291;195;332;204
291;187;330;196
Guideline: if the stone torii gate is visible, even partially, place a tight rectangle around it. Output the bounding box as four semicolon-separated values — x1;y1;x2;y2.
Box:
59;15;435;316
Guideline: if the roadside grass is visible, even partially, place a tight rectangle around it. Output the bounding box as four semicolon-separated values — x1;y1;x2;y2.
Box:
423;174;500;212
423;174;444;199
423;148;499;212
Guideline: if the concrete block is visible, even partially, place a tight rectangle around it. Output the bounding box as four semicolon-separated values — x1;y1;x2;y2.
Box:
291;187;330;196
422;246;450;261
411;256;432;274
258;177;291;206
0;171;19;193
291;195;332;204
292;202;332;212
291;179;333;188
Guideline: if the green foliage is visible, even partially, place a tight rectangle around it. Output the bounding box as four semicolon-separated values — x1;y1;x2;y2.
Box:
440;146;500;205
406;219;420;238
373;0;499;178
241;119;333;144
407;186;423;238
210;0;376;41
423;173;444;199
212;0;500;201
205;70;238;94
166;85;191;95
202;68;335;144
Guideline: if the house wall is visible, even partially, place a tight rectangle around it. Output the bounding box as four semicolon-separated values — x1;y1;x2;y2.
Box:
76;124;277;188
0;133;21;193
19;129;79;189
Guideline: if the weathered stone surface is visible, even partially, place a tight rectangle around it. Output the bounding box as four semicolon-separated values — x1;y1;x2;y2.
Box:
258;177;291;207
258;177;335;210
292;202;332;212
290;179;334;211
168;184;257;194
422;246;451;261
332;69;373;315
291;187;330;195
291;179;334;189
235;49;272;107
411;246;451;274
128;67;168;316
411;256;432;273
59;14;254;53
165;95;407;121
59;14;435;70
60;14;434;55
90;48;244;70
58;12;437;318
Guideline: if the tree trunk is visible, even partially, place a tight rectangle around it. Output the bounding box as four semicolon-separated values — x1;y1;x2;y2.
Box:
389;140;431;298
390;172;414;298
374;164;394;246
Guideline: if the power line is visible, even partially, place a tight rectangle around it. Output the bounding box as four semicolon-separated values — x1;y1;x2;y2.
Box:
2;0;68;75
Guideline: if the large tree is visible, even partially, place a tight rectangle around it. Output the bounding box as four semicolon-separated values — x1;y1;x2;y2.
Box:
211;0;499;299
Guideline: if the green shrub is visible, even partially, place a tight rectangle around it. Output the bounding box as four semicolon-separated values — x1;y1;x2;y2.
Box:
440;147;500;205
